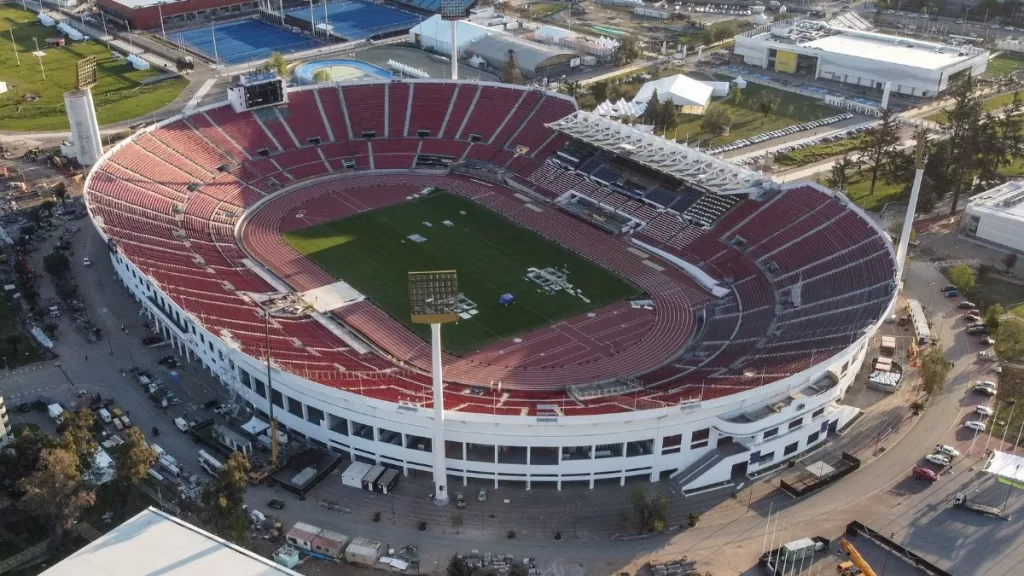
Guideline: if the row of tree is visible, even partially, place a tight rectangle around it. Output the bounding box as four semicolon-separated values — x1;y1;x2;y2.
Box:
828;76;1024;213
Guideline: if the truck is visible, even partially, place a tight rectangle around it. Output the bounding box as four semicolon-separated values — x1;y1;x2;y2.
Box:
953;492;1012;520
158;455;181;477
47;403;65;423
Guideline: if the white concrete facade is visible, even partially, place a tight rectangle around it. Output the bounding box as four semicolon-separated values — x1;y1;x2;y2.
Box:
734;24;988;97
962;180;1024;254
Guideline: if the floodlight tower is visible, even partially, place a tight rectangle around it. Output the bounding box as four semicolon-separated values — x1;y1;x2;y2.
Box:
439;0;466;79
895;129;928;280
63;56;103;166
409;270;460;505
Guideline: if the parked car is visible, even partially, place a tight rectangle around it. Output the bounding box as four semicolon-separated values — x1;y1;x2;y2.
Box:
934;444;960;458
913;466;939;482
976;405;995;417
964;314;980;323
958;301;976;309
82;257;91;267
925;453;951;467
456;492;466;508
267;499;285;510
967;325;990;335
976;380;997;389
965;420;987;432
944;289;960;297
477;488;488;502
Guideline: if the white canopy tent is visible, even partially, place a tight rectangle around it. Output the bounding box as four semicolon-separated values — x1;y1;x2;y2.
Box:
631;74;714;115
985;451;1024;485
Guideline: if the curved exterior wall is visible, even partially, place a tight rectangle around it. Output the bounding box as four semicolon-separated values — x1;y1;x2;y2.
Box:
85;102;894;491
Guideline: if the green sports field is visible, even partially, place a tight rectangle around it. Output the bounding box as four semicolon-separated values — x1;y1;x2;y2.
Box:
283;192;642;354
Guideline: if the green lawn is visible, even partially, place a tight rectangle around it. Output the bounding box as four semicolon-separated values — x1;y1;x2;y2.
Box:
830;170;903;212
775;135;865;168
986;53;1024;77
671;79;835;146
944;271;1024;314
926;89;1024;123
0;4;187;131
284;192;641;354
0;295;42;368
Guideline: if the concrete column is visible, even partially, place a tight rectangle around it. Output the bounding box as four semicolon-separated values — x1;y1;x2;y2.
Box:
462;443;468;486
589;476;595;489
430;323;449;505
881;80;892;110
450;19;458;80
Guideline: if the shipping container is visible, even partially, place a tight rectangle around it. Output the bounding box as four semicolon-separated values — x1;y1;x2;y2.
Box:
341;462;373;489
361;465;386;491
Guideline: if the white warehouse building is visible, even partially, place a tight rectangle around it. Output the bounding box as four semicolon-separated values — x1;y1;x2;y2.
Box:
961;180;1024;254
734;21;988;97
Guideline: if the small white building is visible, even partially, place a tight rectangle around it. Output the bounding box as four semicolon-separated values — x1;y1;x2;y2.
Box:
632;74;714;115
734;21;988;97
962;180;1024;254
635;6;672;19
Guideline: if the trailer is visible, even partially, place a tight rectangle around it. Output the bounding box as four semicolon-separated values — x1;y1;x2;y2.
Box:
341;462;372;489
375;468;400;495
361;465;385;491
953;492;1011;520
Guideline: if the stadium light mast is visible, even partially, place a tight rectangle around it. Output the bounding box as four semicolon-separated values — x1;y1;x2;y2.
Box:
439;0;465;80
895;129;927;280
409;270;460;505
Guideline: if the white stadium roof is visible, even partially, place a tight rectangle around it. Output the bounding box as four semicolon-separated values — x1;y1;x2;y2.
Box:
802;33;973;70
966;180;1024;223
547;111;773;195
41;508;301;576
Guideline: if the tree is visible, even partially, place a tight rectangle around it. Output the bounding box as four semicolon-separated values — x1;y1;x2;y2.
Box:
919;347;950;397
267;51;288;77
17;448;96;551
200;451;251;546
591;80;609;103
616;35;641;66
995;317;1024;361
60;409;98;476
644;89;662;127
756;93;779;127
0;426;57;494
940;75;984;214
447;554;470;576
113;427;157;518
701;105;732;144
559;80;582;99
825;154;859;193
509;565;530;576
502;49;523;84
1003;252;1018;273
986;304;1005;331
627;487;668;534
687;511;702;527
311;69;332;83
727;84;742;106
43;250;70;278
948;263;976;295
856;106;902;195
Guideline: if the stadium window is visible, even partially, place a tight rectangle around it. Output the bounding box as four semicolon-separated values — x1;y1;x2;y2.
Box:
690;428;710;449
763;427;778;440
287;396;303;417
306;406;324;425
239;370;252;389
271;389;283;409
254;378;266;398
783;442;799;457
812;407;825;419
662;434;682;449
807;431;820;445
788;418;802;431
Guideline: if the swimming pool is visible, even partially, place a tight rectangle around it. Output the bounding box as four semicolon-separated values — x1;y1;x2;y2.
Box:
293;59;392;84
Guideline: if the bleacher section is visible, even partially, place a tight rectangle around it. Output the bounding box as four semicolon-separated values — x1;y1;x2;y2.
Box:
85;79;897;417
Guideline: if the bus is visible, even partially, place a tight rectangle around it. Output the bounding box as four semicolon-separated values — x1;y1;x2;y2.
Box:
197;449;224;476
948;34;981;45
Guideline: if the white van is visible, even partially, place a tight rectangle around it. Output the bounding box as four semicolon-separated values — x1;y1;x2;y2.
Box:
113;418;124;431
174;417;190;432
97;408;112;423
151;444;166;458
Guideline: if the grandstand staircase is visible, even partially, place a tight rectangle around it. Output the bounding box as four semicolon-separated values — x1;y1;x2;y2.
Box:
437;84;461;139
272;107;303;149
312;90;336;142
383;83;390;139
268;157;294;181
251;108;285;152
403;84;414;137
335;86;356;140
316;147;333;173
454;85;483;140
183;116;243;163
502;92;548;151
488;89;529;146
366;140;376;170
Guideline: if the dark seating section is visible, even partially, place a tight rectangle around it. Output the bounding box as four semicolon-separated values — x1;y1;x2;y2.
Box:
85;79;896;416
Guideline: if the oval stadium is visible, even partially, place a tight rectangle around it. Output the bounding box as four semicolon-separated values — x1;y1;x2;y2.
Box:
83;78;898;491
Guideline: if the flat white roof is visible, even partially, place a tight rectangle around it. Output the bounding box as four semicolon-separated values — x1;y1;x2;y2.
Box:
109;0;187;8
801;33;971;70
967;180;1024;222
42;508;301;576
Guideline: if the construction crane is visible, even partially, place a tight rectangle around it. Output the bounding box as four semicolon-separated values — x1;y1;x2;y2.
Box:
249;311;282;484
837;538;877;576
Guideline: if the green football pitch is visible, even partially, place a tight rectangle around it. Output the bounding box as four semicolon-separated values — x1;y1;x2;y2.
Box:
283;192;642;354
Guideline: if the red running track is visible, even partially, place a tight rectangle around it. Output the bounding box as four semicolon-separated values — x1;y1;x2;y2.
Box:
241;173;712;390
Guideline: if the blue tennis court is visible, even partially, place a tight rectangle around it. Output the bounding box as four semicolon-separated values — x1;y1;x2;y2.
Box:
177;20;320;65
285;0;424;41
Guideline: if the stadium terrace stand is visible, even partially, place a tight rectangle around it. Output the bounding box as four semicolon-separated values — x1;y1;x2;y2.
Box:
85;79;896;417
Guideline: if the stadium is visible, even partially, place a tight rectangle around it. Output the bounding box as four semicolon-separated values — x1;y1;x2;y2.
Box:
83;79;898;491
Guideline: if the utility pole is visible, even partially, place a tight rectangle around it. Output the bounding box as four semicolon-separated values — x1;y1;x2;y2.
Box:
8;28;19;66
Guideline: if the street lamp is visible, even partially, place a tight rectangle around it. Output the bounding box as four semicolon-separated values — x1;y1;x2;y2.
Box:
408;270;460;505
158;2;167;40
